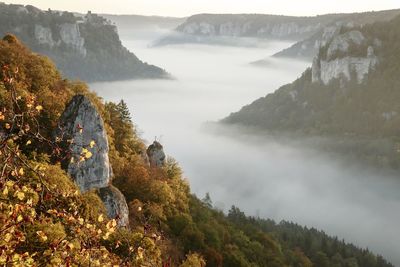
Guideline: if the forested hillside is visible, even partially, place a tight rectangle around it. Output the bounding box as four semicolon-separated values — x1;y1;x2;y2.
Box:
223;15;400;169
0;3;168;82
0;35;392;266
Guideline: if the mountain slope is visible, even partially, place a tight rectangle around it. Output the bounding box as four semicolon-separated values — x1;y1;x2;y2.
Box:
223;15;400;167
0;3;168;82
155;10;400;48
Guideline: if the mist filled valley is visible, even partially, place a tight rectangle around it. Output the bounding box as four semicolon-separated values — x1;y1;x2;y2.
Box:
91;28;400;265
1;2;400;266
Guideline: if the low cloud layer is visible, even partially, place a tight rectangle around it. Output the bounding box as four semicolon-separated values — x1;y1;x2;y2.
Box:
91;29;400;265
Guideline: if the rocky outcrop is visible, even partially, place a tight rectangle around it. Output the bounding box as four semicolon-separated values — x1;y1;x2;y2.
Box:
311;31;379;85
57;95;111;192
147;141;166;167
56;95;129;227
98;185;129;227
326;30;365;59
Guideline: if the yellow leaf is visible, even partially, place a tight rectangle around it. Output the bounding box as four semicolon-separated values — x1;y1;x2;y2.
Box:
85;151;93;159
26;140;32;145
67;243;74;250
16;191;25;201
36;231;48;242
4;233;12;242
17;214;23;222
2;187;8;196
35;105;43;112
0;254;7;264
90;140;96;148
98;214;104;222
18;168;24;176
102;232;110;240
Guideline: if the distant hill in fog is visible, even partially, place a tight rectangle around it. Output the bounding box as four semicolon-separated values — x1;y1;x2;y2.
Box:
102;14;186;30
273;9;400;60
223;14;400;169
0;3;169;82
155;10;400;55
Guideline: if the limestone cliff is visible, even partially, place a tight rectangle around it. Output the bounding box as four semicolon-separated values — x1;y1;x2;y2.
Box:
34;23;86;56
311;30;379;85
56;95;129;227
0;3;168;82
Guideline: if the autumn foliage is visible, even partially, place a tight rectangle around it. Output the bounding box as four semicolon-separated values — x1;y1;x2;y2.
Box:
0;35;393;267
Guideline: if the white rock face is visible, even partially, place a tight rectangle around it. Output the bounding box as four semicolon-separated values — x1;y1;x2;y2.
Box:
181;21;321;39
60;23;87;56
382;111;398;121
34;25;55;47
315;26;340;49
316;56;378;84
34;23;86;57
327;30;365;59
57;95;111;192
16;6;28;14
312;30;379;85
99;186;129;227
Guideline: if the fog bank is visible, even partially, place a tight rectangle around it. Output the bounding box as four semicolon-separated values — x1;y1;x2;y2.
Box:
91;30;400;266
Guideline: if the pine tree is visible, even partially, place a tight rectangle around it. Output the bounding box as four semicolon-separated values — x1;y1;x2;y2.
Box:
117;100;131;123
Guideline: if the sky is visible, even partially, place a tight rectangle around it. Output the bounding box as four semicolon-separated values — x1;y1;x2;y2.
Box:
4;0;400;17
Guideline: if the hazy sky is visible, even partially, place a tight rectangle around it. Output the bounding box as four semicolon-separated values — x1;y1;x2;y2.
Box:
4;0;400;17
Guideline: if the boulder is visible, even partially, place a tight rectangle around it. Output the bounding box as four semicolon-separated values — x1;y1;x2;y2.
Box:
56;95;111;192
98;185;129;227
